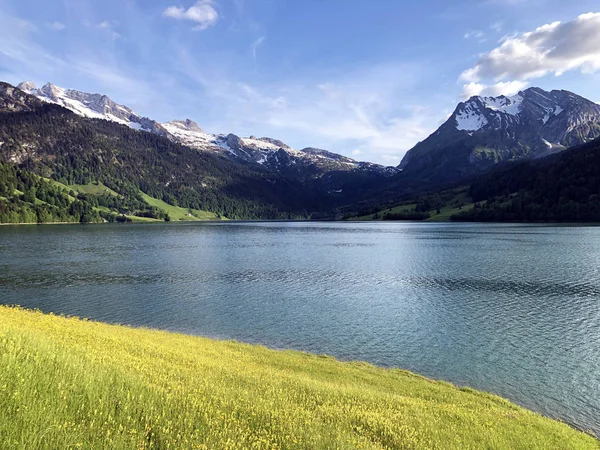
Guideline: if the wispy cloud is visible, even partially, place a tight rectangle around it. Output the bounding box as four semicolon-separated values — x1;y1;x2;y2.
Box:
174;49;436;164
251;36;265;69
98;20;117;29
490;21;503;32
95;20;120;40
464;30;486;42
48;21;66;31
163;0;219;31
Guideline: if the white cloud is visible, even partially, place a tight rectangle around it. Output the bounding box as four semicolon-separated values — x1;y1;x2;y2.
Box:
461;12;600;83
461;80;529;99
49;21;66;31
96;20;120;40
163;0;219;30
98;20;117;29
490;21;503;33
251;36;265;68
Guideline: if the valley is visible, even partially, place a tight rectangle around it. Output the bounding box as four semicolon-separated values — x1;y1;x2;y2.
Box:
3;81;600;224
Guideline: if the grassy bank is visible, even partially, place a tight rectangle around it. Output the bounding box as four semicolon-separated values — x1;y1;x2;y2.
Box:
351;188;475;222
140;192;222;221
0;307;596;449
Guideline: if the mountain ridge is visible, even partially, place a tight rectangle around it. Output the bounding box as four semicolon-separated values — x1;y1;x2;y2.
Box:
16;81;398;180
399;87;600;183
0;81;407;221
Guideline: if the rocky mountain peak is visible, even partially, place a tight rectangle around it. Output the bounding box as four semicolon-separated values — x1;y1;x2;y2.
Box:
17;81;37;93
399;87;600;182
169;119;203;133
0;82;42;113
39;83;65;101
18;81;161;132
255;137;290;150
11;80;396;179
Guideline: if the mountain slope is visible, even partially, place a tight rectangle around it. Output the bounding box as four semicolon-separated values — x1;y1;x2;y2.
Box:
0;82;336;220
18;81;398;181
349;136;600;223
452;136;600;222
0;83;42;113
399;87;600;183
17;82;165;134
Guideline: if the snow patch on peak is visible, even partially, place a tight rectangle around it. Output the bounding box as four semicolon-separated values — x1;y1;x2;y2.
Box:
167;119;204;133
480;94;523;115
40;83;65;100
541;138;554;148
455;103;488;131
161;121;216;147
241;137;282;151
18;80;158;132
17;81;37;93
455;92;525;131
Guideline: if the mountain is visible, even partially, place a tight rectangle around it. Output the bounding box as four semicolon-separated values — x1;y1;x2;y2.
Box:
0;81;405;222
0;81;338;221
0;83;42;113
18;81;398;180
452;136;600;222
399;87;600;183
17;82;164;134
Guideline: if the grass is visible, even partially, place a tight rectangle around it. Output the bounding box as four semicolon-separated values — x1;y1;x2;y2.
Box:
354;203;418;221
140;192;222;221
425;191;475;222
352;189;476;222
41;181;224;222
126;215;163;223
68;182;119;197
0;307;597;449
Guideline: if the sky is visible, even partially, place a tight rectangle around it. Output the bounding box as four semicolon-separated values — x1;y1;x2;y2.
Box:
1;0;600;165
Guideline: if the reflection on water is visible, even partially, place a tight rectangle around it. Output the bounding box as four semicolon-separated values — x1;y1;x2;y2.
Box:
0;221;599;436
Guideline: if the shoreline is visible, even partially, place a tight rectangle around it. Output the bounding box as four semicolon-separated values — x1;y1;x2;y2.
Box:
0;221;81;226
2;219;600;227
0;305;596;447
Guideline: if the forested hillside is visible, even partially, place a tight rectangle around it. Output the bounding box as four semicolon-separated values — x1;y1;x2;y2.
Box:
5;79;600;224
0;95;334;221
452;138;600;222
0;162;176;223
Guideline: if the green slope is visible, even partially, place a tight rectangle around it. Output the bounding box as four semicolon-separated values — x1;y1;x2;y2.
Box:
140;192;222;221
0;307;596;449
351;188;475;222
0;164;225;224
68;182;119;196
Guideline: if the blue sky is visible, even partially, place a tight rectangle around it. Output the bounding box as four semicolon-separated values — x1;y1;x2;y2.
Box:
1;0;600;165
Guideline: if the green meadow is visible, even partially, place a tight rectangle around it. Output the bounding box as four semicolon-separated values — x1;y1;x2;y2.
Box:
0;307;597;449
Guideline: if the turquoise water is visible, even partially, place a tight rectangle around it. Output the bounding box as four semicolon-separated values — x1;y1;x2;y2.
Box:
1;221;598;435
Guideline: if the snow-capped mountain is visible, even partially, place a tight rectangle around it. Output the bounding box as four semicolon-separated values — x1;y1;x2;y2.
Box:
17;81;397;178
17;82;164;135
399;87;600;182
0;83;41;113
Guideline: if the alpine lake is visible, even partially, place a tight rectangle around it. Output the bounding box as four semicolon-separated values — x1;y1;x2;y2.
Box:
1;221;598;436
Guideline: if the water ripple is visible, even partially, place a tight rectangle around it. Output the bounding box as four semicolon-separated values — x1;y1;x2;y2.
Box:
0;221;599;437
